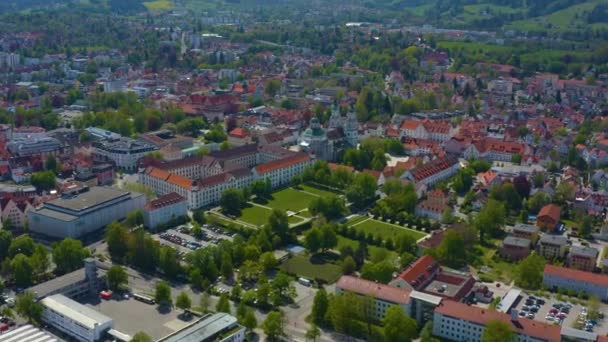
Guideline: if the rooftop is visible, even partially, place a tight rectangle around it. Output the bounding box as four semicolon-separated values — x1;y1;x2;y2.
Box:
512;223;540;234
539;234;568;245
0;324;62;342
158;313;240;342
41;294;112;330
336;275;411;305
544;264;608;287
27;266;89;298
570;245;599;258
538;204;561;221
503;236;531;248
144;192;186;211
44;187;133;213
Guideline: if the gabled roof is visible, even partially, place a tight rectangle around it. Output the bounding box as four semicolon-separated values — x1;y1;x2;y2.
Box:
394;255;438;287
336;275;411;305
255;153;310;174
537;204;561;222
545;264;608;287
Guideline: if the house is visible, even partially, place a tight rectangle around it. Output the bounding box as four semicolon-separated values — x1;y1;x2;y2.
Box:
499;236;531;261
401;156;461;196
389;255;475;301
0;197;33;229
463;138;526;162
537;234;569;260
228;128;252;147
537;204;561;232
415;189;449;221
568;246;599;272
511;223;540;243
543;264;608;301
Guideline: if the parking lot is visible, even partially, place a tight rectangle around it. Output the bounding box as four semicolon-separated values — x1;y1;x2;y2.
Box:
153;224;235;254
512;293;608;334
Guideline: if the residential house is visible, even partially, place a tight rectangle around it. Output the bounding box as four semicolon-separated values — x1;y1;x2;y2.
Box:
499;236;531;261
568;246;599;272
511;223;540;243
537;204;561;232
537;234;568;260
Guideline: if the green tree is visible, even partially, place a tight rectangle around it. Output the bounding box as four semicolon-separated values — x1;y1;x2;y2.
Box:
306;324;321;342
328;292;362;335
220;252;233;280
361;260;395;283
106;222;130;261
346;173;377;209
199;292;210;313
475;199;506;241
220;188;245;216
515;254;545;289
383;305;418;341
435;230;466;268
311;288;329;325
268;209;289;242
579;215;594;238
0;230;12;261
342;256;357;275
8;234;35;257
45;155;58;173
52;238;88;274
259;252;278;272
15;291;43;324
29;244;50;277
106;265;128;291
30;170;56;191
265;80;281;97
175;291;192;312
420;320;440;342
263;311;285;341
304;228;322;254
159;246;181;279
155;281;172;307
131;332;153;342
241;307;258;333
482;320;515;342
125;210;144;228
216;293;231;313
11;254;33;287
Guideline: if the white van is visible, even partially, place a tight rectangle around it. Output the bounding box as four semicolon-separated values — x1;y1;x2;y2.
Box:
298;277;312;287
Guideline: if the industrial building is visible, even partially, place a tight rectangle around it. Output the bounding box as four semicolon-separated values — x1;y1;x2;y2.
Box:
40;294;113;342
28;186;146;238
157;313;245;342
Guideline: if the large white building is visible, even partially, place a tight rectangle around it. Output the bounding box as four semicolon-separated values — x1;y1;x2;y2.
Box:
28;186;146;238
40;294;113;342
139;144;313;209
143;192;188;229
432;300;561;342
401;155;461;196
543;264;608;301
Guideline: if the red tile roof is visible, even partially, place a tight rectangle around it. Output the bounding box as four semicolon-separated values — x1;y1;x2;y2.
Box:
537;204;561;222
408;156;459;182
544;264;608;287
144;192;185;211
255;153;310;174
394;255;438;287
229;128;249;139
336;275;411;305
435;300;561;342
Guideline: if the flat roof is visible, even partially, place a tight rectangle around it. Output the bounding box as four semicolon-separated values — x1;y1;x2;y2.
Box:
27;268;87;299
41;294;112;330
158;313;238;342
410;290;443;305
44;187;133;213
498;288;521;313
0;324;62;342
32;208;77;222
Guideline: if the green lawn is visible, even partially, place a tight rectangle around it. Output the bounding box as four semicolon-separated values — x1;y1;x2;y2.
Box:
336;235;397;261
143;0;173;11
469;240;517;284
262;188;319;213
280;254;343;284
288;216;304;224
298;184;340;197
348;217;427;241
238;205;273;226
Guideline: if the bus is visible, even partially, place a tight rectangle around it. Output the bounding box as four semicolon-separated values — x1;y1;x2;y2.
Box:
298;277;312;287
133;293;155;305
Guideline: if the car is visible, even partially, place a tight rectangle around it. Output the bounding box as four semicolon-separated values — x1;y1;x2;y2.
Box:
585;326;594;332
549;309;559;315
519;311;526;317
522;305;530;311
525;299;535;305
529;295;537;300
5;298;14;308
546;316;555;322
527;313;535;319
553;303;563;309
560;307;570;314
536;299;545;305
557;313;567;319
530;307;539;313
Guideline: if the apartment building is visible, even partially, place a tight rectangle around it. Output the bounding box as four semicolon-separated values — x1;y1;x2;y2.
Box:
537;234;569;260
568;246;599;272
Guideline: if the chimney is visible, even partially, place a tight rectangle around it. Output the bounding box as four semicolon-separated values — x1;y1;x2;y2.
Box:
511;309;518;321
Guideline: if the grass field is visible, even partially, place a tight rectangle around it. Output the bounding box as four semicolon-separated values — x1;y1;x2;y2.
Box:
143;0;173;11
238;205;273;227
470;240;516;284
280;254;343;284
336;235;397;261
506;1;608;33
261;188;319;213
348;217;427;241
298;184;340;197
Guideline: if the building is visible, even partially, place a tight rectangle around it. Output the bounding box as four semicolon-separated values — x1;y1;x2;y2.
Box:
432;300;561;342
28;186;146;238
7;137;62;157
401;156;461;196
336;275;411;320
28;258;100;300
137;129;193;150
543;264;608;301
0;197;33;229
0;324;62;342
299;106;358;161
143;192;188;229
499;236;532;261
463;138;526;162
415;190;449;220
92;138;157;172
568;246;599;272
537;204;561;232
157;313;245;342
41;294;113;342
389;255;475;301
537;234;569;260
400;119;454;142
512;223;540;242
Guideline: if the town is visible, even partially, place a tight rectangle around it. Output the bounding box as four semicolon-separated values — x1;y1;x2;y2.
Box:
0;1;607;342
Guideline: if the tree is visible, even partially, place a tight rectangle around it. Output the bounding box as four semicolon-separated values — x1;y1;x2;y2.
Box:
15;291;43;323
265;80;281;97
8;234;35;257
45;155;58;173
308;196;347;220
155;281;172;307
106;265;128;291
106;222;130;261
361;260;396;283
482;320;515;342
383;305;417;341
175;291;192;312
220;188;245;216
306;324;321;342
435;230;466;268
0;231;12;261
515;254;545;289
30;170;56;191
52;238;88;274
305;228;322;254
420;320;440;342
159;246;181;279
216;293;231;313
579;215;594;238
268;209;289;242
125;210;144;228
259;252;278;272
346;173;377;209
475;199;506;241
199;292;210;313
263;311;285;341
342;256;357;275
241;307;258;332
29;244;50;277
311;288;329;325
11;254;33;287
328;292;362;335
131;332;153;342
221;252;233;280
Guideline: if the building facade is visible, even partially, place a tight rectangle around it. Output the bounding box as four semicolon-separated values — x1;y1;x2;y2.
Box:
543;264;608;301
143;192;188;229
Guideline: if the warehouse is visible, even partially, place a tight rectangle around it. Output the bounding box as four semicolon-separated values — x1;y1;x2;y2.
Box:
40;294;113;342
28;186;146;238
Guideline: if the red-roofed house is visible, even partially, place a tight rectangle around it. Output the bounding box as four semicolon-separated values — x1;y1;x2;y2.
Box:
401;156;461;196
432;300;561;342
228;128;252;146
536;204;561;232
336;275;411;320
464;138;526;162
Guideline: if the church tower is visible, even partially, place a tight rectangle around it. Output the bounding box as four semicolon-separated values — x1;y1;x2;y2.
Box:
344;111;359;147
